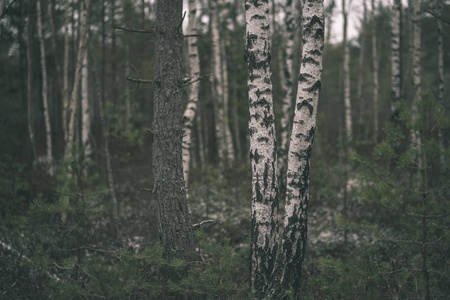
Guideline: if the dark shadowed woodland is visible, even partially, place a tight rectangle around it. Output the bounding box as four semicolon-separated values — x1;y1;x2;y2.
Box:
1;0;450;299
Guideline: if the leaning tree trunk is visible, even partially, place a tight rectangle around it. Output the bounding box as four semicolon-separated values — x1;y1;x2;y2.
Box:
278;0;296;184
153;0;194;260
36;0;53;174
275;1;324;298
182;0;201;194
342;0;352;142
245;0;279;296
391;0;401;126
65;0;90;161
371;0;379;143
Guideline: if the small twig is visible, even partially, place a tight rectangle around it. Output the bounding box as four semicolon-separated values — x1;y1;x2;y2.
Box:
140;188;154;193
0;0;18;19
423;9;450;25
182;74;211;87
127;77;153;84
192;219;215;228
114;26;155;35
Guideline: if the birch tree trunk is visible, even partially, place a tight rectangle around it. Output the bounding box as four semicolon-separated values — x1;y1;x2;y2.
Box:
63;0;70;143
153;0;194;260
391;0;401;125
211;0;225;171
245;0;279;295
81;50;91;163
411;0;421;145
437;1;444;163
357;0;367;128
276;1;324;297
371;0;379;143
342;0;352;142
65;0;90;161
182;0;201;193
124;0;132;119
36;0;53;173
27;2;36;159
221;36;235;164
278;0;296;184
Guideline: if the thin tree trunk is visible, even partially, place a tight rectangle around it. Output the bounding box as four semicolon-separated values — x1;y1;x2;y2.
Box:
342;0;352;142
63;0;71;143
81;50;91;164
36;0;53;173
391;0;401;125
27;2;36;159
278;0;296;185
221;36;235;164
211;0;225;171
371;0;379;143
91;55;119;235
411;0;421;145
325;0;335;45
65;0;90;160
153;0;194;260
245;0;279;296
182;0;201;193
357;0;367;127
437;1;444;163
124;0;132;119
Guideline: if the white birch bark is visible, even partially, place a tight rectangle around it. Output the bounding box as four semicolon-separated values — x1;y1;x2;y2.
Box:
371;0;379;143
277;1;324;297
245;0;279;295
36;0;53;174
278;0;296;182
63;0;70;143
182;0;201;190
342;0;352;142
65;0;90;160
81;50;91;163
211;0;225;171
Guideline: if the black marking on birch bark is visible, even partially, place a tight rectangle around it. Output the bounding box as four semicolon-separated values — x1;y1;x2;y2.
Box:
264;77;271;84
249;127;257;137
255;88;271;98
313;28;324;40
263;164;269;190
309;49;322;56
249;73;261;81
302;56;319;65
261;24;269;30
258;136;269;143
248;83;258;90
250;149;262;164
262;113;274;128
304;80;321;92
296;100;314;116
309;15;324;28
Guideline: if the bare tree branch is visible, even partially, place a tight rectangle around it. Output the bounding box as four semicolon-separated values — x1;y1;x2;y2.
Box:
423;9;450;25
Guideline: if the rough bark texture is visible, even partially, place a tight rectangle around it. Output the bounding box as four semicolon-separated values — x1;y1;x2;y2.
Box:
81;51;91;162
245;0;279;296
153;0;194;260
342;0;352;142
182;0;201;192
371;0;379;143
36;0;53;172
277;1;324;298
278;0;296;184
391;0;401;125
65;0;90;160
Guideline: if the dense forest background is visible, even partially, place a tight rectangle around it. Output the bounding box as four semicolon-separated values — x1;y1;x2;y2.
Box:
1;0;449;299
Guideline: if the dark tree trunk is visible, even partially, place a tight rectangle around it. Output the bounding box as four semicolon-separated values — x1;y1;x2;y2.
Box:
153;0;194;260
